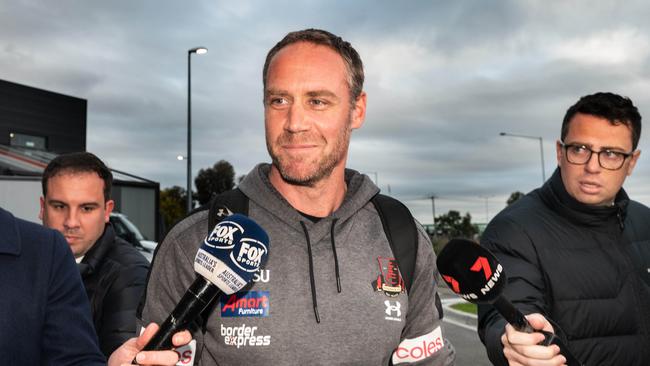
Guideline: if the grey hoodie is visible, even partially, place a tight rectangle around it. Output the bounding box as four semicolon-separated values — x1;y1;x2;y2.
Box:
141;164;455;365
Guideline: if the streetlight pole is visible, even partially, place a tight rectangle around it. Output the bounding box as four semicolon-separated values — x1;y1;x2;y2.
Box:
187;46;207;213
499;132;546;184
479;195;494;223
428;195;437;230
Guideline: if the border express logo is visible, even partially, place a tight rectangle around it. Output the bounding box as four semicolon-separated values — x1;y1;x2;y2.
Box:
372;257;405;297
221;324;271;349
221;291;270;317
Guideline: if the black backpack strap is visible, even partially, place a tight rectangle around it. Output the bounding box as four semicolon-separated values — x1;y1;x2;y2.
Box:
371;194;418;294
207;188;249;235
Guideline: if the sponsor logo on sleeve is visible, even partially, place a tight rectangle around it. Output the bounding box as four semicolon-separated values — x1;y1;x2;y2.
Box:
220;291;270;317
391;326;444;364
372;257;405;297
221;324;271;348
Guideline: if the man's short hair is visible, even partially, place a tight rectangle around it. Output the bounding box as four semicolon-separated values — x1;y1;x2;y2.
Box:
262;28;365;105
562;92;642;150
42;152;113;202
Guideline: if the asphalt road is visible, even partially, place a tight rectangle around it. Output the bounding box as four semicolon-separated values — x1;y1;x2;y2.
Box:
439;287;493;366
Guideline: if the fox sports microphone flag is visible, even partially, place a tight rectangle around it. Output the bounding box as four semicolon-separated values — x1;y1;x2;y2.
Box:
141;214;270;352
195;213;270;294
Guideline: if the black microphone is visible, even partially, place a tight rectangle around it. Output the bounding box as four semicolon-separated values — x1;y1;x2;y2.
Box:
436;239;583;366
141;213;270;352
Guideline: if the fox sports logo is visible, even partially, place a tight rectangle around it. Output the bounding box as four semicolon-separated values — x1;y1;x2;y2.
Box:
231;238;268;272
204;220;244;249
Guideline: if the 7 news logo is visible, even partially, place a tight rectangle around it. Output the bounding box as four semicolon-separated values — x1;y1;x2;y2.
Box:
441;255;502;301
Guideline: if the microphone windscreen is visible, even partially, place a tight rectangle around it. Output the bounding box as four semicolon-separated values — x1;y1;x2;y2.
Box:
436;238;505;303
194;213;270;295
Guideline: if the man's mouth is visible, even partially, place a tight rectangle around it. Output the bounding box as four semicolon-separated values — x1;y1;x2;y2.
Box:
579;180;601;193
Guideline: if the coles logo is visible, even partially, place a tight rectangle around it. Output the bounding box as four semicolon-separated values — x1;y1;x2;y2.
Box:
231;238;268;272
392;326;444;365
205;219;244;248
220;291;270;317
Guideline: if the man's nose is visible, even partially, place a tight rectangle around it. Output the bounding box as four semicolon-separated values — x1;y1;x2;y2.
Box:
585;151;602;173
64;210;80;229
285;103;310;133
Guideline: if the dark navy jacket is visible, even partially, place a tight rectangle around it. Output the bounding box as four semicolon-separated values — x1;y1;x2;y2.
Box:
0;207;105;365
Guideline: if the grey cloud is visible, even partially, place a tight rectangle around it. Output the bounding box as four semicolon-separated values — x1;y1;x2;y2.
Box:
4;0;650;224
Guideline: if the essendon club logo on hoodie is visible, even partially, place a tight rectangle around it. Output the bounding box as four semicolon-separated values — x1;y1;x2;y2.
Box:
372;257;405;297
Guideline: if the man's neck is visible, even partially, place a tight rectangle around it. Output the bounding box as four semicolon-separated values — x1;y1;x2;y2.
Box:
268;165;347;218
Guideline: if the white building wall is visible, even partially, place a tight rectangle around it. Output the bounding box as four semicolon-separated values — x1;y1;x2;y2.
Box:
0;177;42;223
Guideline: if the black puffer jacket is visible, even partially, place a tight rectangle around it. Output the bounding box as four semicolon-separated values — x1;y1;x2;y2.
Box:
79;224;150;356
478;169;650;366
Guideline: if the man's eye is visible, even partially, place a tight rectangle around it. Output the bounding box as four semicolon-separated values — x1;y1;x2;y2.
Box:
570;145;587;154
81;206;95;212
52;204;64;210
603;150;622;159
269;97;288;106
310;99;328;107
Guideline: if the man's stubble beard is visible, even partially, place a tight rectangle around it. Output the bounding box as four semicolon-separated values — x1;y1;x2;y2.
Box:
267;117;352;187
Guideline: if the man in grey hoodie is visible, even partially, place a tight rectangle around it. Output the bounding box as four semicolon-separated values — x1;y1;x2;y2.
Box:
140;28;455;365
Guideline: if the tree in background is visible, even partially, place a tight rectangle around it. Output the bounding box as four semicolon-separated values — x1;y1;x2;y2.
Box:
435;210;478;238
507;191;525;206
160;186;188;231
194;160;235;205
430;210;478;254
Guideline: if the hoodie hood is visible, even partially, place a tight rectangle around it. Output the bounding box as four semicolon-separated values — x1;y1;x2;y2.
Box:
237;163;380;323
238;163;380;229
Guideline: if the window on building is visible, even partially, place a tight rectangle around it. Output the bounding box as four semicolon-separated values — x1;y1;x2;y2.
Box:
9;132;47;150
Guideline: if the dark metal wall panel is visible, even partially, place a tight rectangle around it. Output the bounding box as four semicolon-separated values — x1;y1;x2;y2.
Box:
0;79;86;153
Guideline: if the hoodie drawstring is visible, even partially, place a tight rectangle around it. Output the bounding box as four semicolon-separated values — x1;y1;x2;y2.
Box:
330;218;341;293
300;221;321;323
299;219;342;323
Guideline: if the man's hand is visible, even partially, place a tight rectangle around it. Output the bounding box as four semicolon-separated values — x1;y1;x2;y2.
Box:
108;323;193;366
501;313;566;366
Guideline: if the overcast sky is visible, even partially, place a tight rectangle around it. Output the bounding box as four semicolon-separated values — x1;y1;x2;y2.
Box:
3;0;650;225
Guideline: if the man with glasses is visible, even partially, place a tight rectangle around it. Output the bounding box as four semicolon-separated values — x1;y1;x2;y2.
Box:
478;92;650;366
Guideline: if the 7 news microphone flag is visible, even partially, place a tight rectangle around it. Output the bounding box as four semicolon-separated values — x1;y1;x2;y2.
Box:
437;238;583;366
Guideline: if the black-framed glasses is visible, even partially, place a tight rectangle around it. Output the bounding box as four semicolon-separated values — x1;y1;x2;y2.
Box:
560;142;633;170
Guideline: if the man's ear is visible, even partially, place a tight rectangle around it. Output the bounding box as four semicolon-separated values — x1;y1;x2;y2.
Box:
626;150;641;177
104;200;115;223
350;92;367;130
555;140;564;166
39;196;45;221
